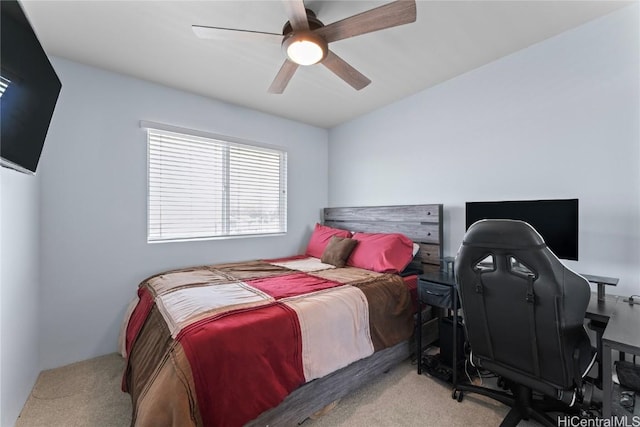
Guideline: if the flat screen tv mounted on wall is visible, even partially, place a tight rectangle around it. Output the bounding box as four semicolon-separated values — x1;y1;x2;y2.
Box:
465;198;579;261
1;0;62;174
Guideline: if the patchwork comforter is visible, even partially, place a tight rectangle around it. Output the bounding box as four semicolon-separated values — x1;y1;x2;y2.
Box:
122;256;413;426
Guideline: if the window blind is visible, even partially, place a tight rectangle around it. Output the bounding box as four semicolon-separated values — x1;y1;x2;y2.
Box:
147;127;287;242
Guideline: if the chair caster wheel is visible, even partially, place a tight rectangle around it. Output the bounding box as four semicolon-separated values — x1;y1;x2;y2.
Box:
452;389;464;402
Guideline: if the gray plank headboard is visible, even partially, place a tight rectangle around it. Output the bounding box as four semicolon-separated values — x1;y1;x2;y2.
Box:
323;204;444;273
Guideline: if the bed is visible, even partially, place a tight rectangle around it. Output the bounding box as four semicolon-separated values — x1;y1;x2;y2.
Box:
121;204;443;426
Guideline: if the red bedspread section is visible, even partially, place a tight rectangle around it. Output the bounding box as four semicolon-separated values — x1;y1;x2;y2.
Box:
178;304;305;427
125;287;155;357
247;272;342;299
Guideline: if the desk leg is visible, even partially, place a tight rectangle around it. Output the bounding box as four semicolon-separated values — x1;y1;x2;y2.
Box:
417;301;422;375
602;341;612;419
452;287;458;387
597;283;606;303
588;320;606;388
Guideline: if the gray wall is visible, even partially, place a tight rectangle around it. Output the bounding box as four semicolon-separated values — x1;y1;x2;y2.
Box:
1;169;41;426
38;58;329;370
328;4;640;296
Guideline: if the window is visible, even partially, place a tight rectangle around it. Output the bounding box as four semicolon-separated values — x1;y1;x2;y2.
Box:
145;123;287;242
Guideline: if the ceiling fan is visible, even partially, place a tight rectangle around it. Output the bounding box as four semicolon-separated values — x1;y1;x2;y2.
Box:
192;0;417;94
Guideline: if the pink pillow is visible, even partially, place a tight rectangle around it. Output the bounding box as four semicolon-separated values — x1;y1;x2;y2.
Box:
305;223;352;258
347;232;414;273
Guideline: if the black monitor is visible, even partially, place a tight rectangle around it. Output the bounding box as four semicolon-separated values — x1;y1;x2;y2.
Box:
1;0;62;174
465;198;579;261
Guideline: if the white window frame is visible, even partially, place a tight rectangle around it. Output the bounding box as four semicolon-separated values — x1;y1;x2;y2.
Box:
142;121;287;243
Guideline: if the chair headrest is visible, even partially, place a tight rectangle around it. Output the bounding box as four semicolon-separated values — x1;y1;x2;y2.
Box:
463;219;547;251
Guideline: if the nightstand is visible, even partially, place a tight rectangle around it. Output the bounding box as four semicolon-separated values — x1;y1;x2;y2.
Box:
416;271;461;385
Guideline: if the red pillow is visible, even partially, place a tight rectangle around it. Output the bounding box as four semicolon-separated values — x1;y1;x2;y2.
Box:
305;223;352;258
347;232;414;273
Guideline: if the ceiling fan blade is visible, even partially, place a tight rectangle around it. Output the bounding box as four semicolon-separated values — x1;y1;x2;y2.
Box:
268;60;299;94
322;50;371;90
192;25;282;43
315;0;416;43
282;0;309;31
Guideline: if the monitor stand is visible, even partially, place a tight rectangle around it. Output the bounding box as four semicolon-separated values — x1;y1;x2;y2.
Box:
581;273;619;303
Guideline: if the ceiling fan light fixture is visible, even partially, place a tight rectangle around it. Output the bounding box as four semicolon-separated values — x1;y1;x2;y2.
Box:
283;32;327;66
287;40;323;65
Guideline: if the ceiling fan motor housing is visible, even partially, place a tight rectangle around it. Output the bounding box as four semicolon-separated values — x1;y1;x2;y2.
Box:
281;9;324;35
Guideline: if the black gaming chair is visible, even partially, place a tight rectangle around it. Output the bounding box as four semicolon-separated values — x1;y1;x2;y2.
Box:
454;219;598;427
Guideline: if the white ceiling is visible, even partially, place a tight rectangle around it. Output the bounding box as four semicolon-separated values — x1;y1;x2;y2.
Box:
21;0;632;128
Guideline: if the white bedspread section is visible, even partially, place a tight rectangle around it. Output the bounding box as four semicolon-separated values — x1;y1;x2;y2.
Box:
284;285;374;382
156;282;274;337
270;257;336;272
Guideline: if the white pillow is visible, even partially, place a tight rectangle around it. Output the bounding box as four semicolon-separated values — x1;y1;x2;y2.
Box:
413;243;420;256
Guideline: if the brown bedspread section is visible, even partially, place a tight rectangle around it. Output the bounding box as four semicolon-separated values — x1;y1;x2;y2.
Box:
214;260;295;281
126;306;202;426
134;343;202;427
352;274;414;351
308;266;382;283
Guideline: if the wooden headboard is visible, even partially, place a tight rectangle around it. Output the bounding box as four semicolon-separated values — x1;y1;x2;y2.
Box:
323;204;444;273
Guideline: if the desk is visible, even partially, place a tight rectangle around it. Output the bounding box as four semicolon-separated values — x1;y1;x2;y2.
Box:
596;297;640;418
586;293;620;324
585;293;640;418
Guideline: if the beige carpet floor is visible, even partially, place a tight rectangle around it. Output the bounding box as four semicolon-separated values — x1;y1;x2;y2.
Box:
16;353;536;427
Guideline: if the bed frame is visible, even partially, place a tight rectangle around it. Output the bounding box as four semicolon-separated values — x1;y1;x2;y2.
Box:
249;204;443;426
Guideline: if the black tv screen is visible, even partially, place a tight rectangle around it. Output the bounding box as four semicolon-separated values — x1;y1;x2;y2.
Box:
465;198;579;261
1;0;61;174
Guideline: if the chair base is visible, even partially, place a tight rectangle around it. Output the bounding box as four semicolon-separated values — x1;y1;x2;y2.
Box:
453;382;576;427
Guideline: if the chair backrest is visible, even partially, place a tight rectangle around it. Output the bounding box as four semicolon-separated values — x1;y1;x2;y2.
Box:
455;219;591;395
